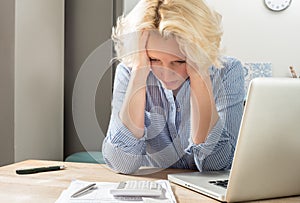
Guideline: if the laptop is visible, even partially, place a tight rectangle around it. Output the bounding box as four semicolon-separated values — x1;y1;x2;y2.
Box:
168;77;300;202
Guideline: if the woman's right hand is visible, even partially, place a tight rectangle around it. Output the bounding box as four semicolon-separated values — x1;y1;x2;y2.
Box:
132;30;151;74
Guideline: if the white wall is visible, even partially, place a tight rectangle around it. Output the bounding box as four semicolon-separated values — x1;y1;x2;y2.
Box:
123;0;139;14
208;0;300;77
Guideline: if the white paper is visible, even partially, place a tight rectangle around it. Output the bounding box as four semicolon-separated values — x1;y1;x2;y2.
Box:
55;180;176;203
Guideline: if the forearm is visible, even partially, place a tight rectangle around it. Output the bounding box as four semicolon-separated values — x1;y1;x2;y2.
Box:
119;68;149;139
190;74;219;144
187;57;245;171
103;96;147;174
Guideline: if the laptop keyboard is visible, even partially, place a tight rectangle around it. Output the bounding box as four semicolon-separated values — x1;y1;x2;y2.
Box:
209;179;228;188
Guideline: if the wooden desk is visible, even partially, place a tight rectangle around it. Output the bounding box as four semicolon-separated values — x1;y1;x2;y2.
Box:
0;160;299;203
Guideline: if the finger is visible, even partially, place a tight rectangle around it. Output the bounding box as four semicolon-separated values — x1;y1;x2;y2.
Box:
136;31;150;69
119;31;149;64
139;30;150;51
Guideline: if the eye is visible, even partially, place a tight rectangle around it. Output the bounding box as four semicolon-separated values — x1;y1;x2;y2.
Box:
149;57;158;61
175;60;186;64
149;58;160;63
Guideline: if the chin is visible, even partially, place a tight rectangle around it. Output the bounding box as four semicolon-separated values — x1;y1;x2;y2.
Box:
163;86;177;90
162;83;182;90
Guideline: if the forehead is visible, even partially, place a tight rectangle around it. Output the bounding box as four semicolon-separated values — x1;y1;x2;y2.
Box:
147;31;185;58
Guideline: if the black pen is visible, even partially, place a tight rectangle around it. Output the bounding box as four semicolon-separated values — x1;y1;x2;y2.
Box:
16;165;65;175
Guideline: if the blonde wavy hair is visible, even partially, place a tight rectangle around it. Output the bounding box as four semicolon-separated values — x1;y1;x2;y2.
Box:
112;0;223;69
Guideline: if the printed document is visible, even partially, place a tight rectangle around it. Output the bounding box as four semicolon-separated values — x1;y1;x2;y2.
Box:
55;179;176;203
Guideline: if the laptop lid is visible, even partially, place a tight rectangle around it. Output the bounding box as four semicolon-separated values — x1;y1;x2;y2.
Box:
226;77;300;202
168;77;300;202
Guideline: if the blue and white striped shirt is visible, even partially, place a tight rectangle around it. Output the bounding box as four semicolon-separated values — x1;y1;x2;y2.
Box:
102;56;245;174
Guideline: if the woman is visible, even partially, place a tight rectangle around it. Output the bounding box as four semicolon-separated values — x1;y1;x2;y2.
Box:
102;0;245;174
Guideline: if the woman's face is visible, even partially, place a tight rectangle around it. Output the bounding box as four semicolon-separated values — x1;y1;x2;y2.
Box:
147;32;188;90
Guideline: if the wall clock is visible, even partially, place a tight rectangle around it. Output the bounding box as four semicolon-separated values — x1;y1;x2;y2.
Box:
264;0;292;11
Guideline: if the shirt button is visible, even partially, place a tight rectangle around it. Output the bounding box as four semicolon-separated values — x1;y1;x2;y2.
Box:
177;107;180;112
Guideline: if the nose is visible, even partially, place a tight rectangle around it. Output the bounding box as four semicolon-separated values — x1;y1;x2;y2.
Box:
160;66;176;81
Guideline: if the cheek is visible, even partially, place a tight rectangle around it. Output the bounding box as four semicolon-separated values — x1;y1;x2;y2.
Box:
151;66;162;77
177;67;188;79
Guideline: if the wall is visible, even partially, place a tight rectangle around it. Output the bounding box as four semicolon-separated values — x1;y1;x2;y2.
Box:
14;0;64;162
0;0;15;166
64;0;123;158
123;0;139;14
0;0;64;165
208;0;300;77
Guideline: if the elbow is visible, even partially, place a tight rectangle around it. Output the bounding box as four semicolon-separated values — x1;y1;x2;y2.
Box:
200;156;233;171
103;156;140;174
102;143;142;174
195;144;234;172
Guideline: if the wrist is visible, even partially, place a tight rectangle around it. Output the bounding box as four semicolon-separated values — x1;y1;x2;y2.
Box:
130;68;149;85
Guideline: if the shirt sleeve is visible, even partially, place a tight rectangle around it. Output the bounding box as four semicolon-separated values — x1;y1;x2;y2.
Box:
102;64;147;174
185;57;245;171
